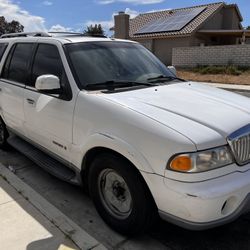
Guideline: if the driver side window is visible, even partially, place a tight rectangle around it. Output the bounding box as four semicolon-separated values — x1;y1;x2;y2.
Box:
30;44;68;89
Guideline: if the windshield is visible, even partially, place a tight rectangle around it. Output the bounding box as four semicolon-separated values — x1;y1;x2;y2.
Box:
65;41;175;89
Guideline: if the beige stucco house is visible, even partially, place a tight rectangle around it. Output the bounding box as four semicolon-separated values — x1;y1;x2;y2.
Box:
113;2;250;65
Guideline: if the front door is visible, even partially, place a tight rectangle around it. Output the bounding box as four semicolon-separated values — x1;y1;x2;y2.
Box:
23;43;76;162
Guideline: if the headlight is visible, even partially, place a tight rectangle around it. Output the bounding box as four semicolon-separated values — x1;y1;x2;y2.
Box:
168;146;233;173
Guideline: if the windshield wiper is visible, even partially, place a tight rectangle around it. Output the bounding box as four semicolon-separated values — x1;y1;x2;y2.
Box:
85;80;158;91
147;75;186;83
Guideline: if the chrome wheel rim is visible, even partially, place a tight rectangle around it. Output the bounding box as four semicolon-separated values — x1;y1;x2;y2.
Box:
0;122;4;144
98;169;132;219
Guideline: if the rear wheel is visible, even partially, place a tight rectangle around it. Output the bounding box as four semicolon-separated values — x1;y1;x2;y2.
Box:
88;153;157;235
0;118;9;149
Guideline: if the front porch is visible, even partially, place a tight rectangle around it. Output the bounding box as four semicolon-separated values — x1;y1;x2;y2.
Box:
197;29;250;45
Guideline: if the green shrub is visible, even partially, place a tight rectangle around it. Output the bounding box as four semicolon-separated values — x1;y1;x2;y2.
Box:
191;65;247;76
237;66;250;72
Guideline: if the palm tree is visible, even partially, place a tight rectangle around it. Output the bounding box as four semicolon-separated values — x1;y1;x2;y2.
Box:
84;24;105;36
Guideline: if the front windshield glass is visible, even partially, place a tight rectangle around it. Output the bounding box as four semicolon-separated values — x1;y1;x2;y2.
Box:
65;41;174;89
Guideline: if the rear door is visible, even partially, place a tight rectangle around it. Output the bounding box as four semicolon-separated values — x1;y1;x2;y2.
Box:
0;42;35;135
23;42;75;161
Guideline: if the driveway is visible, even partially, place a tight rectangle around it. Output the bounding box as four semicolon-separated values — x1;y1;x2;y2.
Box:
0;91;250;250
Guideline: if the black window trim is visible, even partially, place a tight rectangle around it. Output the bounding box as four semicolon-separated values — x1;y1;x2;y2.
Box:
63;44;83;90
0;42;9;63
1;43;17;81
28;43;39;86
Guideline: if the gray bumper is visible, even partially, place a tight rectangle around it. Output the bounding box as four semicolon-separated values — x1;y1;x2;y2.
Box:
159;194;250;231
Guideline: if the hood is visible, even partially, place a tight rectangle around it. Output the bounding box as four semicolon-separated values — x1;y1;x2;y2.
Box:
101;82;250;149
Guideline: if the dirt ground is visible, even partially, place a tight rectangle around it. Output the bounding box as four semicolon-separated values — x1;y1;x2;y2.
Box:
177;70;250;85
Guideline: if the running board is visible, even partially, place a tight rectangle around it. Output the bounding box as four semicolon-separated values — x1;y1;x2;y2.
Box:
7;135;80;185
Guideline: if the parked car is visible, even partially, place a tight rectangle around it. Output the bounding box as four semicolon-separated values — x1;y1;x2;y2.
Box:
0;32;250;236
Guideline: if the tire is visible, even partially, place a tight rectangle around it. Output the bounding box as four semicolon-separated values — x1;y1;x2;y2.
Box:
88;153;157;236
0;117;9;150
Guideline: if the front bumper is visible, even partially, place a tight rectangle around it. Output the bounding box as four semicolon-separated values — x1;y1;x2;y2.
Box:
141;165;250;230
159;194;250;230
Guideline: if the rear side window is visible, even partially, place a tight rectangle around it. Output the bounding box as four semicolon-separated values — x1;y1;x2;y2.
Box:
0;43;8;61
30;44;67;87
2;43;34;84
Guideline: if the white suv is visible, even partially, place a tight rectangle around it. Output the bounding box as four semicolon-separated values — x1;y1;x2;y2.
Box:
0;32;250;235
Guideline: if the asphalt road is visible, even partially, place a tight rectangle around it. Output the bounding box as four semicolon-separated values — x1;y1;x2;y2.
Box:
0;90;250;250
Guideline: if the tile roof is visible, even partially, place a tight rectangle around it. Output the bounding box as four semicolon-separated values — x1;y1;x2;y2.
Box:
129;2;224;39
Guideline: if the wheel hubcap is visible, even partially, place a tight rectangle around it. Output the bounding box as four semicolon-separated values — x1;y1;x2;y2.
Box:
98;169;132;219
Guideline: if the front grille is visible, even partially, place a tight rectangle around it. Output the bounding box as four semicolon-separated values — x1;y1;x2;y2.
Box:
227;124;250;165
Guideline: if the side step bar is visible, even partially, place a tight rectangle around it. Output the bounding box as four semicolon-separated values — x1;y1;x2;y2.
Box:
7;135;80;185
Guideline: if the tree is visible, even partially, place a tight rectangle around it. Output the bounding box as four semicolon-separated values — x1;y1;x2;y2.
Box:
246;26;250;30
7;20;24;33
84;24;105;36
0;16;7;35
0;16;24;35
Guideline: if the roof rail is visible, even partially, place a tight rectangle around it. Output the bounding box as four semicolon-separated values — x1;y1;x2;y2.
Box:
1;32;51;39
49;32;83;37
0;31;108;39
82;34;107;38
49;32;107;38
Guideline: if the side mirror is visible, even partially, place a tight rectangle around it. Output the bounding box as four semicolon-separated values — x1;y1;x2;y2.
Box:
167;66;177;76
35;74;61;94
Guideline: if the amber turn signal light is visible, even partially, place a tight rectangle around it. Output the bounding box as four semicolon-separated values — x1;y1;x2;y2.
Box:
170;155;192;172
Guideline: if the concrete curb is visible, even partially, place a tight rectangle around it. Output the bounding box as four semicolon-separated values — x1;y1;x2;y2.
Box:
0;164;107;250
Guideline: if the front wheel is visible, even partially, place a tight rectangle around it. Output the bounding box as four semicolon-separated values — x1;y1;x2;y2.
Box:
0;118;9;149
88;153;157;236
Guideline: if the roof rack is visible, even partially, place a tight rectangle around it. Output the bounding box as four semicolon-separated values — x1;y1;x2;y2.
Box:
0;31;85;39
1;32;51;39
0;31;108;39
49;32;107;38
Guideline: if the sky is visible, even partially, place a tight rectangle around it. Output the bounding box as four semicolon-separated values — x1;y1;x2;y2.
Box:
1;0;249;34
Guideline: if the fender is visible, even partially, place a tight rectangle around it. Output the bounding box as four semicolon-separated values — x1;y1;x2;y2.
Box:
70;132;155;174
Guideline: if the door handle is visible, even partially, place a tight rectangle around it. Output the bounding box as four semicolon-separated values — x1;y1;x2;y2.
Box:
26;98;35;105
